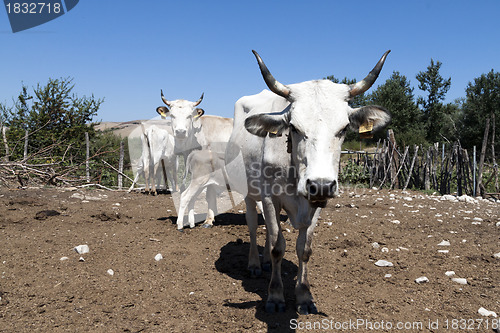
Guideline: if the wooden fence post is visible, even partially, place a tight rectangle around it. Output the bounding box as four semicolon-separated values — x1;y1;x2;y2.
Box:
85;132;90;183
2;126;9;162
491;113;498;194
23;129;29;160
476;117;490;197
118;139;124;190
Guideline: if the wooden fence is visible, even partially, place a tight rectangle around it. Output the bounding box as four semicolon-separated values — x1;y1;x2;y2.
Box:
340;129;499;199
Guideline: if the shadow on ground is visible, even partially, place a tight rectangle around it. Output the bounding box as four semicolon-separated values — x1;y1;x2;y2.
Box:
215;240;326;332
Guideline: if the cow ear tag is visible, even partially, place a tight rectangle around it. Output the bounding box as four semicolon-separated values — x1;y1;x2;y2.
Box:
268;130;282;137
359;120;374;139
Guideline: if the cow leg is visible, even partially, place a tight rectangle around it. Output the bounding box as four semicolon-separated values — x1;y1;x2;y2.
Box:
245;197;261;277
202;185;217;228
128;172;140;193
295;207;321;315
255;201;271;272
177;181;202;230
188;185;205;229
144;159;151;194
151;161;160;196
262;196;286;313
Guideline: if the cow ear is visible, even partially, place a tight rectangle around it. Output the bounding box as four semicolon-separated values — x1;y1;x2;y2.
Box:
349;105;391;133
245;113;288;137
194;108;204;119
156;106;170;119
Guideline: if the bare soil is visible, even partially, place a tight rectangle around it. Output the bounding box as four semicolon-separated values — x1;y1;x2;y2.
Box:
0;187;498;332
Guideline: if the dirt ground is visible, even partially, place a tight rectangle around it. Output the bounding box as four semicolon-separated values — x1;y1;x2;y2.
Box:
0;186;498;332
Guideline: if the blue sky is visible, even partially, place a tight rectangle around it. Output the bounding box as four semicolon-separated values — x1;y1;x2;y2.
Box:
1;1;499;122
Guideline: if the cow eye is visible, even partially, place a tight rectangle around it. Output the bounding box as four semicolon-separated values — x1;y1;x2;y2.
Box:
337;125;348;137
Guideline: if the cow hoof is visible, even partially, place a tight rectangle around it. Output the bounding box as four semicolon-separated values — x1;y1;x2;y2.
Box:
265;301;286;313
297;302;318;315
201;223;213;229
262;262;271;272
177;229;184;233
248;267;262;278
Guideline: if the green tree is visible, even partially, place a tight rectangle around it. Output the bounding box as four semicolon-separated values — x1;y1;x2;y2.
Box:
416;59;452;142
460;70;500;151
369;71;425;146
5;77;103;161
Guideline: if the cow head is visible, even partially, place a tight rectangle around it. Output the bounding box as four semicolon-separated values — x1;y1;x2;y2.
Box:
245;50;391;207
156;91;205;140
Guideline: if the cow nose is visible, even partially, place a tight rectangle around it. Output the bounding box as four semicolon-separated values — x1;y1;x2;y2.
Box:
175;129;187;138
306;178;337;199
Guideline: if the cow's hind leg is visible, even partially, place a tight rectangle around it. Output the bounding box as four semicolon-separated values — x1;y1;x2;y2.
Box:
262;197;286;313
295;207;321;315
245;197;261;277
202;185;217;228
177;182;203;230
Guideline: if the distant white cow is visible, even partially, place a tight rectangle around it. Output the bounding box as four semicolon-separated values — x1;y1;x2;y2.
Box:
156;93;234;229
176;149;228;230
128;125;177;195
226;50;391;314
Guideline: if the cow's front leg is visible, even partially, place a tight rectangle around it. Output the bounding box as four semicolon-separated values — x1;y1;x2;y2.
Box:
295;207;320;315
245;197;261;277
177;183;202;230
263;197;286;313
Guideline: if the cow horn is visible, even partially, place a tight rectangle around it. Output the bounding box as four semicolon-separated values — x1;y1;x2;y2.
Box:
161;89;171;107
193;93;204;106
349;50;391;97
252;50;290;99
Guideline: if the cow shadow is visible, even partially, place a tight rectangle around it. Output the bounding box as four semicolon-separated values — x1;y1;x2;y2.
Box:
215;241;302;332
160;212;286;228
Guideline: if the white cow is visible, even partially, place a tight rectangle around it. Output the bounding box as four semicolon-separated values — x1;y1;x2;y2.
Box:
128;125;177;195
155;93;234;229
176;148;228;230
226;50;391;314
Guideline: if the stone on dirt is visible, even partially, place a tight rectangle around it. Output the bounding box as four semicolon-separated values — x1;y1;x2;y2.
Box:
74;244;89;254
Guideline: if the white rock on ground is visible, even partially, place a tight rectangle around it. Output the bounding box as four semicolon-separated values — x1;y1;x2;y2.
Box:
445;271;455;277
438;240;451;246
451;278;467;285
107;269;114;276
74;245;89;254
70;193;85;200
154;253;163;261
441;195;458;202
415;276;429;283
493;252;500;259
374;260;393;267
478;307;497;317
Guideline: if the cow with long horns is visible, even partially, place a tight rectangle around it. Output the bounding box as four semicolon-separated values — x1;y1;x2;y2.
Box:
225;50;391;314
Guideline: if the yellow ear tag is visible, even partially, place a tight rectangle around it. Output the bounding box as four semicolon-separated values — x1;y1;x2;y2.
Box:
359;120;374;139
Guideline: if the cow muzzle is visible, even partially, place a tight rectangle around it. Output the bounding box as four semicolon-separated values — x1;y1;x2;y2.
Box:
174;129;187;139
305;178;337;207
